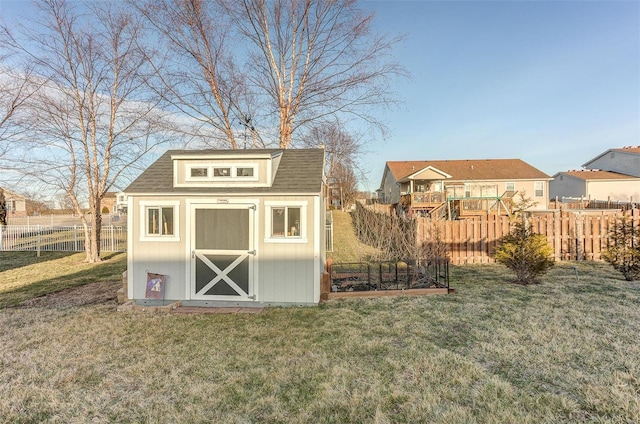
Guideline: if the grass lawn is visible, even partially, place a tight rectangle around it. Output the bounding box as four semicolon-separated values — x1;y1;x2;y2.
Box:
327;210;380;263
1;248;639;422
0;251;126;308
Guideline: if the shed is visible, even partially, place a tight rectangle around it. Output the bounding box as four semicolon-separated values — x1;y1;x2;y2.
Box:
125;148;326;307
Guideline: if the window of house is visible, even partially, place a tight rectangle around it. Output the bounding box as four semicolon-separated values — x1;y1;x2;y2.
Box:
213;167;231;177
186;164;258;182
505;182;515;192
534;181;544;197
190;167;208;178
236;167;254;177
140;201;180;241
265;201;307;242
271;207;300;237
464;183;471;198
7;200;15;212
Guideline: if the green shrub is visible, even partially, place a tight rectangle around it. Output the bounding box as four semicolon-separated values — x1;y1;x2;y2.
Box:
495;220;554;285
601;217;640;281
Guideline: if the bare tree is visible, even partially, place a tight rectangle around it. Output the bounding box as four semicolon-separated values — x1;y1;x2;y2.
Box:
135;0;261;149
331;161;358;209
0;56;41;158
137;0;404;149
230;0;405;148
0;188;7;226
4;0;173;262
303;122;360;182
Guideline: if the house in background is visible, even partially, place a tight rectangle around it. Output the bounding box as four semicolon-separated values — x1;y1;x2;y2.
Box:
125;148;326;307
0;188;28;218
582;146;640;177
549;170;640;202
379;159;551;219
549;146;640;203
101;192;117;214
115;192;128;214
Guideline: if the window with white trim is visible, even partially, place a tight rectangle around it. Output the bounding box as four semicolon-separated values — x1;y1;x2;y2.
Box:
505;182;515;192
213;167;231;177
140;201;180;241
190;167;208;178
186;164;258;182
265;201;307;242
271;207;301;237
534;181;544;197
236;167;254;177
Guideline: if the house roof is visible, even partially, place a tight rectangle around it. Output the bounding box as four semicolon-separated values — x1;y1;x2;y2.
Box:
385;159;550;183
0;187;26;200
582;146;640;167
125;148;325;194
555;170;640;181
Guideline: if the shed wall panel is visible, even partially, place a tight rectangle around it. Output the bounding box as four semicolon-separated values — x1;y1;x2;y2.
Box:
129;196;188;301
129;193;320;305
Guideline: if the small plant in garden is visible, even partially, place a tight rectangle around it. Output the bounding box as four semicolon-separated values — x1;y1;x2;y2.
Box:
601;217;640;281
495;193;553;285
495;220;555;284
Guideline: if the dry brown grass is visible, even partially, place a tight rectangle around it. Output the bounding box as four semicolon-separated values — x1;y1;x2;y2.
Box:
0;253;639;422
327;210;380;263
0;251;126;308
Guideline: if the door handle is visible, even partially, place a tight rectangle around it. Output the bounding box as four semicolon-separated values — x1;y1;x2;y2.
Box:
191;250;195;259
248;250;256;255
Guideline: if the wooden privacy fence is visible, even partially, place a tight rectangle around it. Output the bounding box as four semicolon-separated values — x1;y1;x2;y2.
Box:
416;208;640;264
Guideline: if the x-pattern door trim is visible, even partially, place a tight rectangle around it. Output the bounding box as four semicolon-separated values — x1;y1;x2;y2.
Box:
195;252;249;297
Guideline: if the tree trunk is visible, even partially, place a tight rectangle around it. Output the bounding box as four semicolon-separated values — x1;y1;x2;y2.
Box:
89;201;102;263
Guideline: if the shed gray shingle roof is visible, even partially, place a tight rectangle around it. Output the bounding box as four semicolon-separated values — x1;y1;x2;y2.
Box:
125;148;325;194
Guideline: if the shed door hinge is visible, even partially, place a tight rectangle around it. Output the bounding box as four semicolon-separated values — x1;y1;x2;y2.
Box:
248;250;256;255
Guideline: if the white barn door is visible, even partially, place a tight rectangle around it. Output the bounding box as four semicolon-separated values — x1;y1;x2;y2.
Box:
190;204;255;300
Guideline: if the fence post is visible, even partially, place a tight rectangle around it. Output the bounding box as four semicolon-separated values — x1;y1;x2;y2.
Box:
110;225;115;252
37;224;41;257
0;225;3;250
74;225;78;251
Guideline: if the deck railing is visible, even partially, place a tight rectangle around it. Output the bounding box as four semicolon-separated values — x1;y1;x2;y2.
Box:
402;192;445;206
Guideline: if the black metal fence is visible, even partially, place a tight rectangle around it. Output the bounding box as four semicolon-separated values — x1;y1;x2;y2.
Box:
329;258;449;292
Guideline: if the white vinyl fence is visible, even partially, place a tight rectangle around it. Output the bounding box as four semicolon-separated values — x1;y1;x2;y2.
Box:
0;225;126;252
7;214;126;227
325;210;334;252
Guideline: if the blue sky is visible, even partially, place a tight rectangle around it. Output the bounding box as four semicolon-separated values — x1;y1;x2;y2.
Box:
358;0;640;191
2;0;639;193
